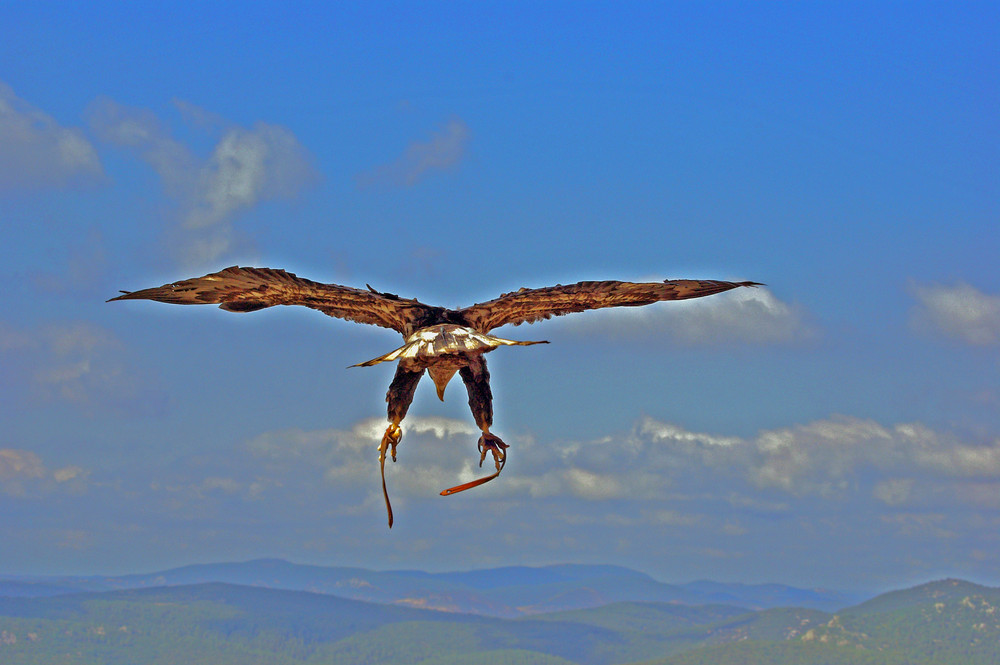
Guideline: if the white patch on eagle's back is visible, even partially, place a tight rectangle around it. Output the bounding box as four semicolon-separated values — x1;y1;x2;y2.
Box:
355;324;544;367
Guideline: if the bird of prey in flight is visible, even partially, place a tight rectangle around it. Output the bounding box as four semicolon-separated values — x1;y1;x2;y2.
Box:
110;266;759;526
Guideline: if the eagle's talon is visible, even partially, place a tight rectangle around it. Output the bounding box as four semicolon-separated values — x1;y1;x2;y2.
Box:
379;423;402;463
440;432;509;496
478;432;508;473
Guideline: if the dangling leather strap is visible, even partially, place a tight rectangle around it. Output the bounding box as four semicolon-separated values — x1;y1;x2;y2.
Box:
440;451;507;496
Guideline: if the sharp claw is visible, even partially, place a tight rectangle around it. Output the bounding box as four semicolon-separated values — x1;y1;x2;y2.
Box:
478;432;508;472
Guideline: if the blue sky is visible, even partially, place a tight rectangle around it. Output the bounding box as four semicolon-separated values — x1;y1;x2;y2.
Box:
1;1;998;591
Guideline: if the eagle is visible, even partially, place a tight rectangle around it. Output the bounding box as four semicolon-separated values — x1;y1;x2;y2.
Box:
110;266;759;526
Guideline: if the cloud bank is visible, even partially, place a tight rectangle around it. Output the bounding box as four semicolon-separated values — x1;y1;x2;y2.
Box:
7;411;1000;584
0;81;103;191
153;412;1000;514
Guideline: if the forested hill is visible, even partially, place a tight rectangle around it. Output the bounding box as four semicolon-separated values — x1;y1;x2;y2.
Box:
0;577;998;664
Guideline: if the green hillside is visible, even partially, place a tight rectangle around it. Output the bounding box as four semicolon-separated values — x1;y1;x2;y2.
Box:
644;578;1000;665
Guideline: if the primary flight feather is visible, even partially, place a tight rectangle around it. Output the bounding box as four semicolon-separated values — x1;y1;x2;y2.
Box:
111;266;760;527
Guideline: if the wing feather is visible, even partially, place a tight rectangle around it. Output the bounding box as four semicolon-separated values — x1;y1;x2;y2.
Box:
459;279;761;332
109;266;431;334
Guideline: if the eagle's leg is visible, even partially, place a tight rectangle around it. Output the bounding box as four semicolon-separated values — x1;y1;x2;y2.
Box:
379;366;424;528
440;357;508;496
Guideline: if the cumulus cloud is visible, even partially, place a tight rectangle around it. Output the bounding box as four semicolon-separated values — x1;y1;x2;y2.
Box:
911;282;1000;346
545;285;814;345
635;415;1000;500
622;417;972;496
0;80;103;191
357;117;470;187
185;122;318;230
88;97;318;267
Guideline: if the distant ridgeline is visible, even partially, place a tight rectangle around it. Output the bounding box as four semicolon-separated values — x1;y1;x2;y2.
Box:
0;561;997;665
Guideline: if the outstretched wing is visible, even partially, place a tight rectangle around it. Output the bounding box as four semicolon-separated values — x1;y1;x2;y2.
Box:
109;266;433;334
459;279;761;332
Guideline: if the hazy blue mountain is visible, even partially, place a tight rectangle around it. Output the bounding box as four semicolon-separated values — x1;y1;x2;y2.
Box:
678;579;860;611
0;559;859;614
0;581;78;598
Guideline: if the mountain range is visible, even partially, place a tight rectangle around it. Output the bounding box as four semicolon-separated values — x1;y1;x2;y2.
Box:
1;560;997;664
1;559;859;616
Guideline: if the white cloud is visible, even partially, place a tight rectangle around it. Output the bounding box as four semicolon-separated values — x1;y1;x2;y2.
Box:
395;416;481;440
911;282;1000;346
0;449;88;497
740;417;1000;495
639;418;741;448
358;117;470;187
0;320;157;412
873;478;914;505
88;97;318;267
185;122;318;230
0;449;46;481
0;80;103;191
563;467;622;499
545;286;815;345
53;466;87;483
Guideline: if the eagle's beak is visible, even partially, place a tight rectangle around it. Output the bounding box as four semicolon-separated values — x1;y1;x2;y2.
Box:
428;368;457;402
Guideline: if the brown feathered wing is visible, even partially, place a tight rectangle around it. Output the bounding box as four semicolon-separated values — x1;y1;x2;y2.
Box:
458;279;761;333
108;266;434;335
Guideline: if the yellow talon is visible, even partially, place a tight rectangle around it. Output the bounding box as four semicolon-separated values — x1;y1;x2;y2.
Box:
378;423;403;528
